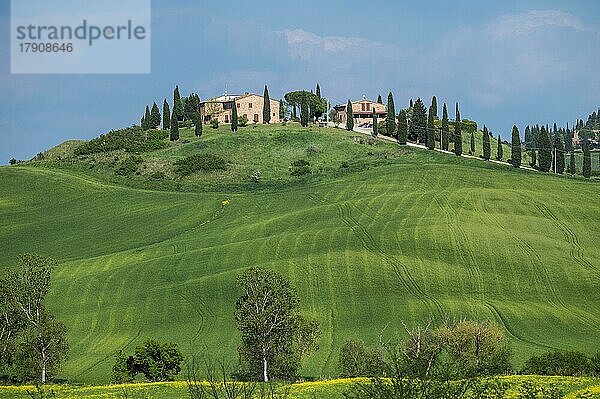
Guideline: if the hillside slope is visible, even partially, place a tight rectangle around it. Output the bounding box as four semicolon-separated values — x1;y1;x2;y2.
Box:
1;126;599;384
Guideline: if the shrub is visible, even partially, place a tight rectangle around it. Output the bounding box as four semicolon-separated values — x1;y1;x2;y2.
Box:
9;158;17;165
338;339;387;378
115;155;143;176
306;145;320;154
289;159;311;176
111;339;183;383
210;119;219;129
522;350;592;376
238;115;249;127
174;153;227;176
75;126;168;155
592;352;600;376
148;171;166;180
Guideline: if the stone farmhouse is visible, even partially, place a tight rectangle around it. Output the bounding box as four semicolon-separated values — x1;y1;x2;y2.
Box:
333;98;387;127
199;93;280;125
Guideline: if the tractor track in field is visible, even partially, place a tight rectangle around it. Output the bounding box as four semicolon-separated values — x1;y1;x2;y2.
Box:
534;202;594;271
336;202;443;317
434;195;485;304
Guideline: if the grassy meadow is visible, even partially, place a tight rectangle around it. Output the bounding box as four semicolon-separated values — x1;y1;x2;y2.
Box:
1;123;599;385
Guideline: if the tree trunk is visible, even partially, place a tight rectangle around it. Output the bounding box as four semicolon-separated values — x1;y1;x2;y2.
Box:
262;354;268;382
41;348;47;384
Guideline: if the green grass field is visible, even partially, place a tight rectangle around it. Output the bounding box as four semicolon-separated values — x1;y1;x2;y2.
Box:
1;124;599;384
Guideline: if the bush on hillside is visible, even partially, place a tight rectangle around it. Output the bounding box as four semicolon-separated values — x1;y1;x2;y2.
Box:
210;119;219;129
115;155;143;176
174;153;227;176
74;126;168;155
111;339;183;383
522;350;592;376
338;339;387;378
289;159;311;176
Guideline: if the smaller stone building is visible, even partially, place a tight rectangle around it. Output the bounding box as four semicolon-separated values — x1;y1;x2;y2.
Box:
200;93;280;125
334;99;387;127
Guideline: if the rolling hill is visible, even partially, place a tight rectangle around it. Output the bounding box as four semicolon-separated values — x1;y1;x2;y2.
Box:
1;124;599;384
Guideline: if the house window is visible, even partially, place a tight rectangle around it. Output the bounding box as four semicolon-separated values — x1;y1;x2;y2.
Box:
237;103;241;108
254;114;259;122
366;103;371;111
361;103;365;111
273;113;275;117
249;103;253;108
225;115;229;123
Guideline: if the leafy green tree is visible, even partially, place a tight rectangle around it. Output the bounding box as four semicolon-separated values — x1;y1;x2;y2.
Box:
173;85;183;121
496;135;503;161
231;99;238;132
235;267;318;382
431;96;438;119
482;125;491;160
263;85;271;124
386;92;396;136
582;136;591;178
346;100;354;131
554;134;565;174
150;102;161;129
426;106;435;150
338;339;386;378
372;110;378;137
410;98;427;144
538;127;552;172
194;112;203;138
111;339;183;383
397;109;408;145
568;152;576;175
162;100;170;130
441;103;449;151
454;103;462;156
377;94;383;104
510;125;521;168
170;109;179;141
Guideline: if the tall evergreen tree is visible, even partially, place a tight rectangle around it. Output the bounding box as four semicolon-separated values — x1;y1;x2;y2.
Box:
568;151;576;175
496;134;503;161
524;126;531;150
482;125;491;160
195;111;203;138
316;83;321;98
150;102;161;128
469;132;475;155
170;109;179;141
397;109;408;145
377;94;383;104
409;99;413;108
372;110;378;137
263;85;271;124
510;125;521;168
553;134;565;174
410;98;427;144
173;85;183;121
231;99;238;132
426;106;435;150
530;149;537;168
582;135;591;178
162;100;171;130
431;96;438;119
441;103;449;151
346;100;354;131
386;92;396;136
454;102;462;156
142;105;151;130
538;126;552;172
300;97;309;127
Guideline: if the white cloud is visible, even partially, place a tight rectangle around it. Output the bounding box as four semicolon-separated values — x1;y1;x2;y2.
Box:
486;10;584;40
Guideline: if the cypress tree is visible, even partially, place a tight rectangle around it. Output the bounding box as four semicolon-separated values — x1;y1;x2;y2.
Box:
568;151;576;175
377;94;383;104
140;114;146;129
300;97;309;127
263;85;271;124
454;102;462;156
538;126;552;172
409;99;413;108
346;100;354;131
372;109;378;137
162;99;171;130
496;134;503;160
150;102;161;128
469;132;475;155
316;83;321;98
397;109;408;145
530;150;537;168
554;134;565;174
231;99;238;132
582;136;591;178
386;92;396;136
410;98;427;144
431;96;438;119
441;103;449;151
195;111;203;138
170;109;179;141
173;85;183;121
482;125;491;160
143;105;151;130
524;125;531;150
426;106;435;150
510;125;521;168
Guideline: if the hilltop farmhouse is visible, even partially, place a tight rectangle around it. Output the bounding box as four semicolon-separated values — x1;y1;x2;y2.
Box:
334;98;387;127
200;93;280;125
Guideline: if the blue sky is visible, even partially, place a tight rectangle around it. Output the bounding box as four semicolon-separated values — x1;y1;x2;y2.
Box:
1;0;599;163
